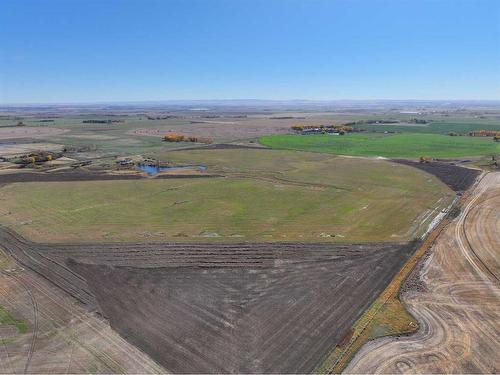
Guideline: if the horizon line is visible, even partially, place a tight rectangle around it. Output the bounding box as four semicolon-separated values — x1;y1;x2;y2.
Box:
2;98;500;107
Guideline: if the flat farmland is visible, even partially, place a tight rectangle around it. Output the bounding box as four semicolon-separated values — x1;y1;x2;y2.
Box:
0;150;453;243
351;120;500;135
0;225;417;373
73;244;416;373
0;113;325;159
0;108;493;374
0;248;165;374
0;126;69;140
2;112;498;161
393;160;480;192
259;133;500;158
346;173;500;374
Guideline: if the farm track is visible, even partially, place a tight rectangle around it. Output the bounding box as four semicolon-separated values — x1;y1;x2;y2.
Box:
0;226;417;373
0;271;39;374
346;172;500;374
13;274;38;374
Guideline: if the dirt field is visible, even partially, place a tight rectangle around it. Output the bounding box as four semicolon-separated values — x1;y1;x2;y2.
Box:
0;170;220;184
0;250;165;373
0;225;417;373
0;142;64;158
128;117;331;141
346;172;500;373
0;127;68;140
393;160;481;192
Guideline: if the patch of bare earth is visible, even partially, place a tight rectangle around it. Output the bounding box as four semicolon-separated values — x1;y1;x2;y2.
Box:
393;159;480;192
0;252;165;374
0;127;68;140
0;226;417;373
0;143;64;158
346;172;500;374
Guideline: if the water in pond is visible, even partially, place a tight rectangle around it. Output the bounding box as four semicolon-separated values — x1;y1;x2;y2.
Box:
137;164;207;175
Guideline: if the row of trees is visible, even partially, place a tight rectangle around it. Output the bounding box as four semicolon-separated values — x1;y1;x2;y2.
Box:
468;130;500;137
12;152;57;165
82;119;124;124
163;133;213;144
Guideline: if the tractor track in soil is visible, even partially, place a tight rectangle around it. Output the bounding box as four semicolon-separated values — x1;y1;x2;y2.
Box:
346;172;500;374
0;225;419;373
2;266;40;374
462;191;500;283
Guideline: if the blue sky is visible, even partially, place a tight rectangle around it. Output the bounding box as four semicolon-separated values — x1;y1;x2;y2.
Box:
1;0;499;103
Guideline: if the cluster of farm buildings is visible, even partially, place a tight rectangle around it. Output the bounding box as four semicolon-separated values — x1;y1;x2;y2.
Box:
291;124;360;135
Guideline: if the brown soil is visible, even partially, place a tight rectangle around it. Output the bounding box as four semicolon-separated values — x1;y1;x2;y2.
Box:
346;172;500;374
0;226;417;373
393;159;480;192
0;171;142;183
0;253;165;373
129;117;331;141
0;170;220;183
0;127;68;140
0;142;64;157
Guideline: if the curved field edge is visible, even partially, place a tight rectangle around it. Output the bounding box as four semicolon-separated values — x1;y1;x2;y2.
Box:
317;186;475;373
259;133;500;158
0;151;453;244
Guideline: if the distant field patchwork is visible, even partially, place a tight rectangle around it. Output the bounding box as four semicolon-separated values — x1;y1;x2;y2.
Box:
352;121;500;135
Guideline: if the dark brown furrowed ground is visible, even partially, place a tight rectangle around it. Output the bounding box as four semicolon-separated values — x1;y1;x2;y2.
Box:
392;160;480;192
0;226;417;373
0;170;222;183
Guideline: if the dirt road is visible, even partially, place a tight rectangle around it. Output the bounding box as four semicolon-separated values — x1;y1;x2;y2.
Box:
346;172;500;374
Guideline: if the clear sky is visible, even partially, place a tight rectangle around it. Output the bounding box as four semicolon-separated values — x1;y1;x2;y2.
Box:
1;0;499;103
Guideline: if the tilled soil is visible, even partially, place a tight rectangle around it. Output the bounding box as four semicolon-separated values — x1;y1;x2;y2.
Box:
0;171;143;183
0;171;219;183
0;226;417;373
0;126;69;140
0;264;165;374
346;173;500;374
393;159;480;192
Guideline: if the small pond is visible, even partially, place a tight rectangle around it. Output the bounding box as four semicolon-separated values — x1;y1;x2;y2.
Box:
137;164;207;175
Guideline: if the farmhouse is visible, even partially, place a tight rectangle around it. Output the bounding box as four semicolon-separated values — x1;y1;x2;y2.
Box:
116;158;134;166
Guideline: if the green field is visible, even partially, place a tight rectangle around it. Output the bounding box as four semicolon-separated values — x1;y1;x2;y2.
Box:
0;149;453;243
352;120;500;135
260;133;499;158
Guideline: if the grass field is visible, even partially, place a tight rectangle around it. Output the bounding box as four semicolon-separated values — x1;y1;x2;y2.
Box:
0;150;452;243
352;120;500;135
259;133;499;158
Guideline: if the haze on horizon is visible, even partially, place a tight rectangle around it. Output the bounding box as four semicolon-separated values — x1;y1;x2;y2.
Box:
1;0;499;104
